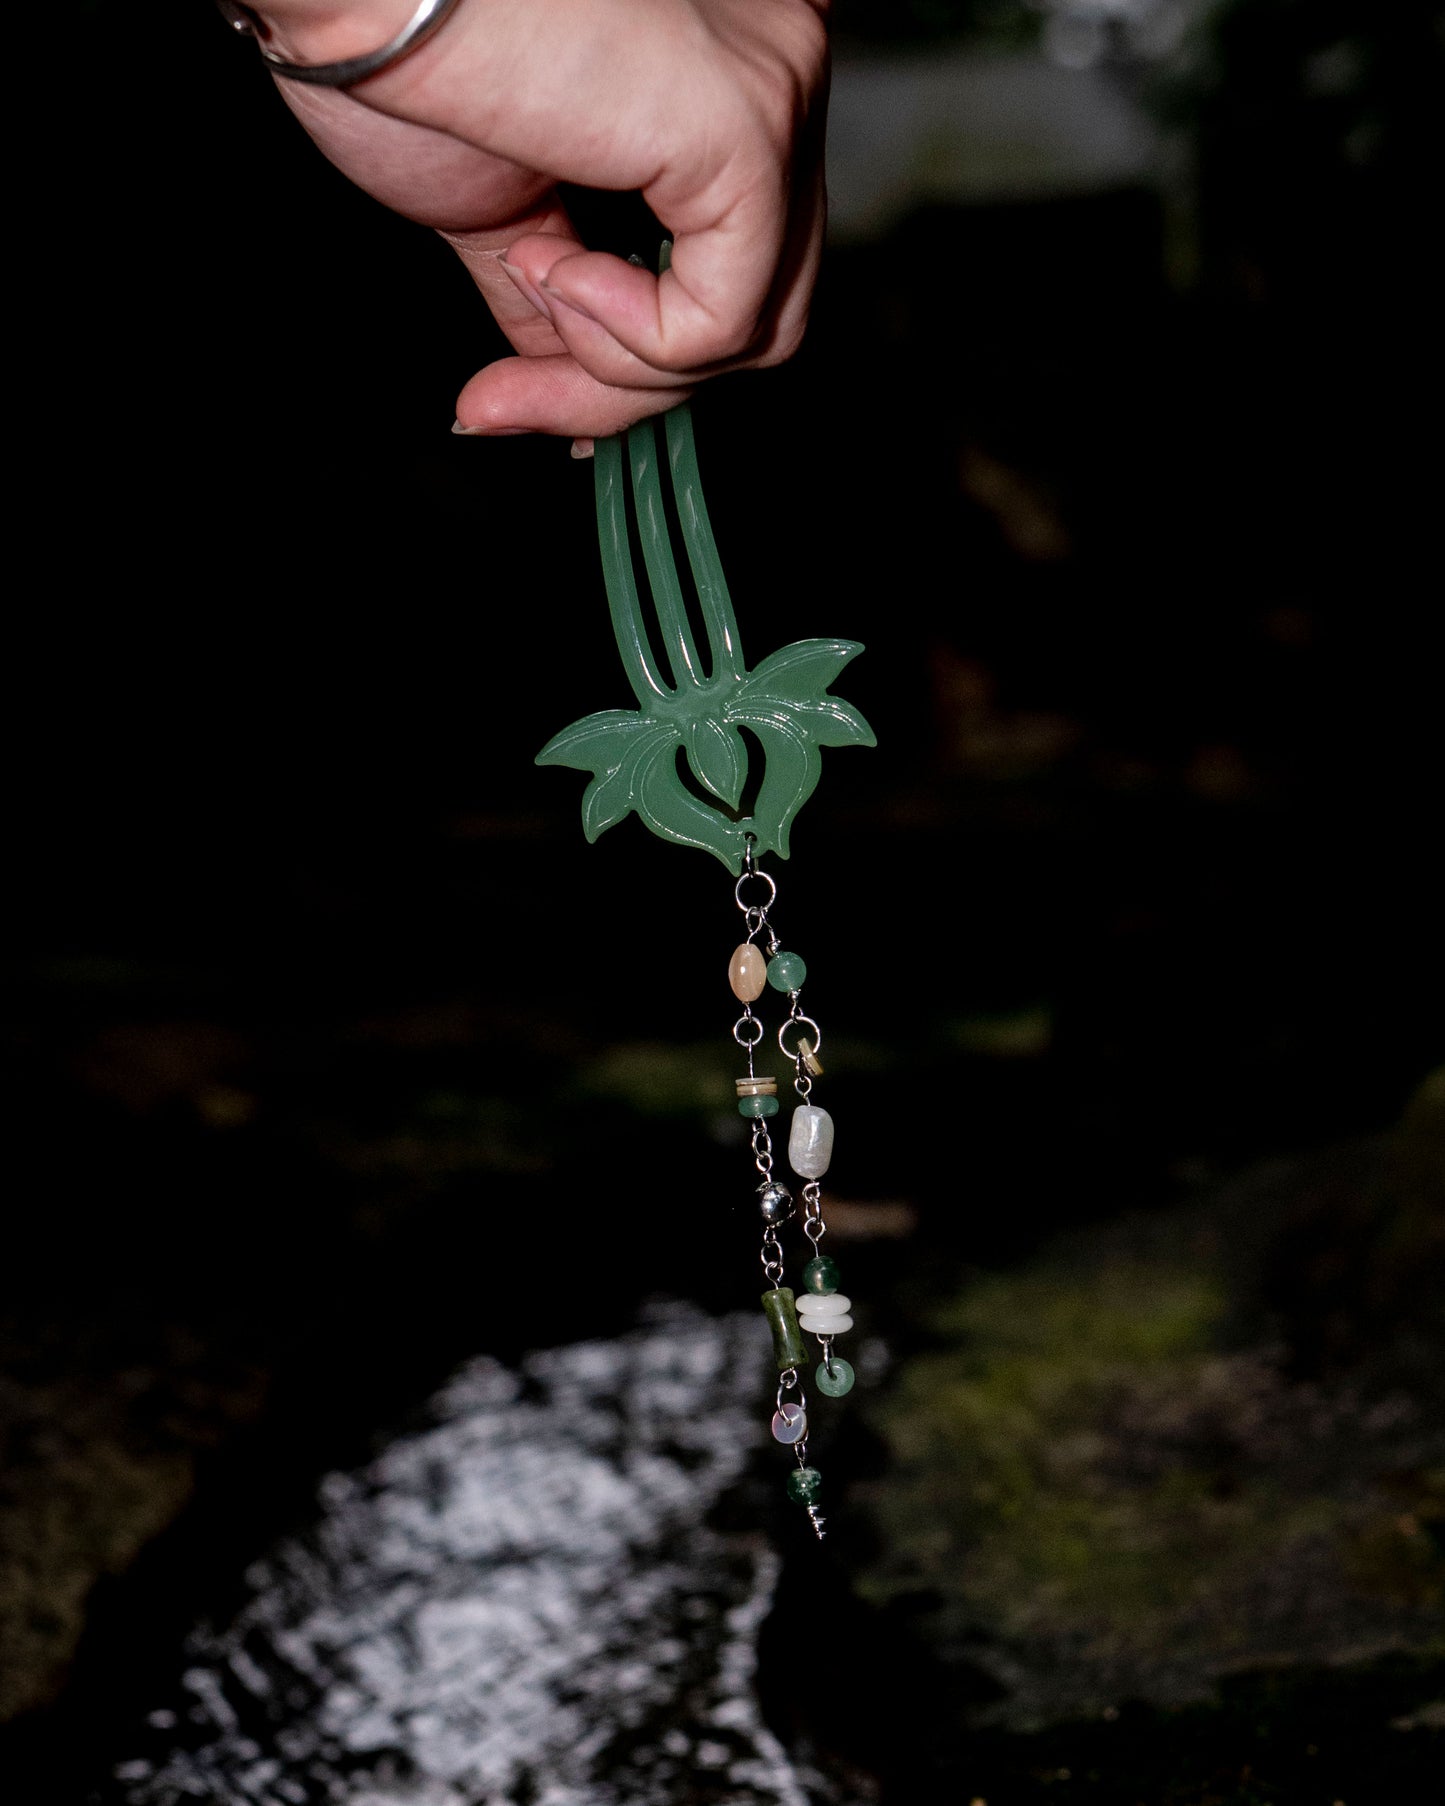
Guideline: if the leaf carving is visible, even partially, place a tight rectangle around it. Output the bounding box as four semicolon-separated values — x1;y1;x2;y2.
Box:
637;741;748;867
536;709;652;771
684;716;747;807
736;714;815;861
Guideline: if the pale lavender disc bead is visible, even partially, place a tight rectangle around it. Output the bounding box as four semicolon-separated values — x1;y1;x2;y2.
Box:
771;1403;808;1444
788;1104;834;1179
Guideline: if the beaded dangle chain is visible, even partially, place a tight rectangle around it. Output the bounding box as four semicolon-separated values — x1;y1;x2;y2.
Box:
728;835;856;1539
536;334;874;1537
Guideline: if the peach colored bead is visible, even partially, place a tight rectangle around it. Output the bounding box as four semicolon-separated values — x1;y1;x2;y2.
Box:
729;943;767;1002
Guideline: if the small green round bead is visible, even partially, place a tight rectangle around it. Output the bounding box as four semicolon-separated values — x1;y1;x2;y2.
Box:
815;1355;855;1397
767;951;807;993
787;1465;823;1505
738;1093;779;1118
801;1255;840;1295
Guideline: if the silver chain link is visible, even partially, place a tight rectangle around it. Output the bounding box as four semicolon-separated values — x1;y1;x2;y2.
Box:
734;834;832;1537
760;1224;785;1287
752;1118;774;1180
802;1179;827;1249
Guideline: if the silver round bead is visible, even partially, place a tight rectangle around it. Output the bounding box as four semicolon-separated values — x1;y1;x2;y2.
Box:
757;1181;795;1226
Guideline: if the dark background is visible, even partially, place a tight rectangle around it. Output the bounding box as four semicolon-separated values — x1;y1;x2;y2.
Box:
4;0;1442;1799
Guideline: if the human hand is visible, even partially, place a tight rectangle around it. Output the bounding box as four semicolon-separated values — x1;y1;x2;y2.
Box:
235;0;831;443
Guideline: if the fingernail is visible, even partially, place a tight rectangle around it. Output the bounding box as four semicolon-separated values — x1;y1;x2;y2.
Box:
541;284;599;325
500;259;552;322
452;421;529;436
570;438;595;460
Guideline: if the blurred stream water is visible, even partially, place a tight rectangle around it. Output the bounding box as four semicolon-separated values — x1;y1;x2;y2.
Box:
107;1306;825;1806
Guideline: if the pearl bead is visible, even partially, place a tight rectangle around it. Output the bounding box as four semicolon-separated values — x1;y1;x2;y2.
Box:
788;1105;834;1179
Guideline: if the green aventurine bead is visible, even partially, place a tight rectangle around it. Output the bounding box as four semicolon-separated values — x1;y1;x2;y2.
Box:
787;1465;823;1505
815;1355;855;1397
738;1093;780;1118
801;1255;840;1295
761;1287;809;1371
767;951;807;992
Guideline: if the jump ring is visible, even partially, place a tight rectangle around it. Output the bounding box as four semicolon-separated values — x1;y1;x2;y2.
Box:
735;869;777;913
778;1015;822;1059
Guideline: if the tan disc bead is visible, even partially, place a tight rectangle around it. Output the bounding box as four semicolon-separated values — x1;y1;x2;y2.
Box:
729;943;767;1002
735;1076;778;1098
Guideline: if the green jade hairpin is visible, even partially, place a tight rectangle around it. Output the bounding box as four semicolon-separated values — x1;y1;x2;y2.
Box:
536;402;874;871
538;369;876;1540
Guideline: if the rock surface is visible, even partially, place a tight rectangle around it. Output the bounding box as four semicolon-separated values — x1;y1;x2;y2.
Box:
853;1135;1445;1733
108;1305;825;1806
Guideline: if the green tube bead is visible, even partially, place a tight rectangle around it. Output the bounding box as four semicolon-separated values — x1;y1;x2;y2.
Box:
738;1093;779;1118
761;1287;809;1371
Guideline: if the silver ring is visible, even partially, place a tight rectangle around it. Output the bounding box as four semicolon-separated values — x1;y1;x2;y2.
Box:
734;868;777;913
733;1013;765;1048
778;1014;822;1060
218;0;465;88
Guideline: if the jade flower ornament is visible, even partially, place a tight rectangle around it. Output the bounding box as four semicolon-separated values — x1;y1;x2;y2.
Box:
538;403;875;873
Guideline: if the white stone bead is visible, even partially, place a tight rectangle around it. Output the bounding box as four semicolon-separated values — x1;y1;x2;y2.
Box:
788;1105;834;1179
794;1292;851;1317
799;1312;854;1336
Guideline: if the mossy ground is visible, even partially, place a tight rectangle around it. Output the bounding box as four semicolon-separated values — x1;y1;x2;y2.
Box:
802;1080;1445;1798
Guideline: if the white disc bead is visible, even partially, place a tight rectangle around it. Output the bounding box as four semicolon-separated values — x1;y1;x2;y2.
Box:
799;1312;854;1335
795;1292;851;1318
788;1105;834;1179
